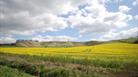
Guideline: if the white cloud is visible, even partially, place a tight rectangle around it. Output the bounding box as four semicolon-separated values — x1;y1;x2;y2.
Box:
0;0;91;36
0;0;77;14
68;1;132;35
0;0;136;42
96;27;138;41
0;36;16;44
32;35;77;42
132;0;138;6
134;15;138;20
119;5;131;13
35;13;68;31
0;0;133;36
0;11;68;35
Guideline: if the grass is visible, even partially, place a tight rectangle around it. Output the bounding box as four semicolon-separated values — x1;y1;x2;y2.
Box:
0;53;113;77
0;42;138;77
0;65;34;77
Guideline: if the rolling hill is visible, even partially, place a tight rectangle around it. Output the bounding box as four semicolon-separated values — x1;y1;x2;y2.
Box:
0;37;137;47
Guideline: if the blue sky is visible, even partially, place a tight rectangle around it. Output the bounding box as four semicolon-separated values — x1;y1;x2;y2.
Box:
0;0;138;43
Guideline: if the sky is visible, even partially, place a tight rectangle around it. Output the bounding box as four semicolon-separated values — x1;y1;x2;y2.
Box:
0;0;138;44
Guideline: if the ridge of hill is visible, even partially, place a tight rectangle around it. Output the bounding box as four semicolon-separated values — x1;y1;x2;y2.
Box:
109;37;138;44
0;37;137;47
118;37;138;43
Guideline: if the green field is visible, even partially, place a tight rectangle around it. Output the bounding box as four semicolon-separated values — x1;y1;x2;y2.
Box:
0;65;35;77
0;42;138;77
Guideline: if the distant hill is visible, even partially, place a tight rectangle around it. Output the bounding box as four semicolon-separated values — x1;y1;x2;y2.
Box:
0;37;137;47
15;40;85;47
109;37;138;44
84;41;104;46
15;40;105;47
15;40;41;47
118;37;138;44
0;40;101;47
40;41;84;47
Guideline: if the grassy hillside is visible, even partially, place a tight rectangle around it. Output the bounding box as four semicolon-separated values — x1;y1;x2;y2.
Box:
12;41;100;47
109;37;138;44
0;40;104;47
40;41;84;47
15;40;41;47
0;42;138;77
0;37;137;47
119;37;138;43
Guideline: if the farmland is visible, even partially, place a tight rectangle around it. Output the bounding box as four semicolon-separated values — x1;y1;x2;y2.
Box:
0;42;138;77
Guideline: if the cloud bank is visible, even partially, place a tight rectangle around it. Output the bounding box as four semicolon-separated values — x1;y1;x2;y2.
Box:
0;0;137;43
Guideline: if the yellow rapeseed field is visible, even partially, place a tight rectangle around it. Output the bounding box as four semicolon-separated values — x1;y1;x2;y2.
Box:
0;42;138;61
